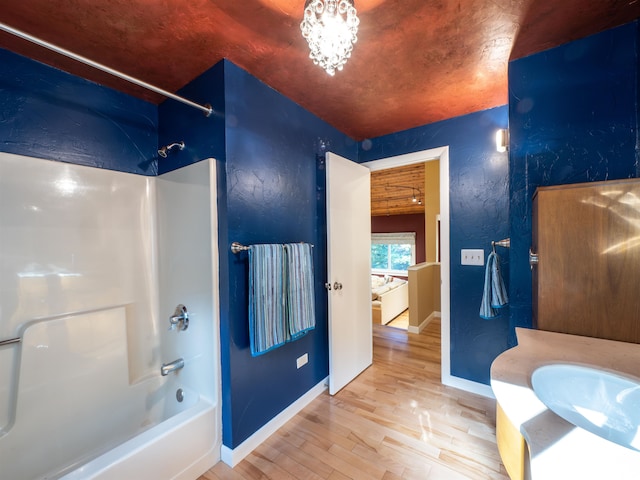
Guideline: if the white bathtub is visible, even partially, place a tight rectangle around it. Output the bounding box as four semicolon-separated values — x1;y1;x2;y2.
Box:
0;307;221;480
61;397;219;480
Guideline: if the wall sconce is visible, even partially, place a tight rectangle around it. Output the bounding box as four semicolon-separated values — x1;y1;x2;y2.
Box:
495;129;508;153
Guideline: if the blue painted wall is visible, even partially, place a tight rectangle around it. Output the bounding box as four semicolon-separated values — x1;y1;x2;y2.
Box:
0;48;158;175
358;107;511;385
157;62;226;175
508;21;639;333
222;62;356;448
160;60;357;448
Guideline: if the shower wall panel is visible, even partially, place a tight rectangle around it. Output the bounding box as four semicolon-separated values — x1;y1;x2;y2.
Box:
156;158;220;405
0;152;159;454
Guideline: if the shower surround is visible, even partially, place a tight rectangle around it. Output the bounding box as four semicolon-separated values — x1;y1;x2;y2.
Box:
0;153;221;479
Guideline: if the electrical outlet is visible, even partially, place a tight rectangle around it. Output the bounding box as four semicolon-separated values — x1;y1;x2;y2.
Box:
296;353;309;369
461;249;484;266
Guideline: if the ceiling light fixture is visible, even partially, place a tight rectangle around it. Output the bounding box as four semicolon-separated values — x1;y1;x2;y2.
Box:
300;0;360;76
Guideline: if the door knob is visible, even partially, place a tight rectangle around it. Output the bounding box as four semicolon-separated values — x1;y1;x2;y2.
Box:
333;282;343;290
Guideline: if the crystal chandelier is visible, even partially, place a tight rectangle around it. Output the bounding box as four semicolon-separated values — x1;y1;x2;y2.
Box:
300;0;360;76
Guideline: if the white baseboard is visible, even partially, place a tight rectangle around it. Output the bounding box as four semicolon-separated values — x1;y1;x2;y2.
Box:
406;310;492;399
407;311;441;334
442;373;495;399
220;377;328;467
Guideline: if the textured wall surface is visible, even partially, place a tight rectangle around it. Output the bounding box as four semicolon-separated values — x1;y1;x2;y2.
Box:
359;106;511;385
220;62;356;448
157;62;226;176
0;49;158;175
508;21;639;334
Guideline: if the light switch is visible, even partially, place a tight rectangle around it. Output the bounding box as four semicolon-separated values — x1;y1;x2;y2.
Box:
461;249;484;266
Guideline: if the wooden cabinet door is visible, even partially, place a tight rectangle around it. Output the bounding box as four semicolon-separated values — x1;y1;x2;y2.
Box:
534;178;640;344
532;190;539;329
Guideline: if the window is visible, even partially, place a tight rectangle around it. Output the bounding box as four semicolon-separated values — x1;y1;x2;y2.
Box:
371;232;416;274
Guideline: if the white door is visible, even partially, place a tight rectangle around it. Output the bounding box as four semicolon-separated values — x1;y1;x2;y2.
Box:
326;152;372;395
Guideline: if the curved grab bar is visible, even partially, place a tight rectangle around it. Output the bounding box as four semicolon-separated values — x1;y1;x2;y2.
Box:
0;337;21;347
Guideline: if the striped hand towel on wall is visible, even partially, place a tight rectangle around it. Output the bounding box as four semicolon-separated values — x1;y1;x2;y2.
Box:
248;244;289;356
479;251;509;319
284;243;316;339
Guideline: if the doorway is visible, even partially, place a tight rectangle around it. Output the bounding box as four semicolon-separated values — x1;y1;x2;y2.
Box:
362;146;451;385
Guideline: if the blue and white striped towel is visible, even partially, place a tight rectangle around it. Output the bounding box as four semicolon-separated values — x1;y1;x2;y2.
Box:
479;251;509;319
248;244;289;356
284;243;316;338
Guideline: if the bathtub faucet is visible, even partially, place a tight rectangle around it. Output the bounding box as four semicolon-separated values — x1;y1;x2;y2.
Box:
161;358;185;376
169;304;189;331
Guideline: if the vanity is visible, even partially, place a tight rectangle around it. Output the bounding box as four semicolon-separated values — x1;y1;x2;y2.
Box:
491;327;640;480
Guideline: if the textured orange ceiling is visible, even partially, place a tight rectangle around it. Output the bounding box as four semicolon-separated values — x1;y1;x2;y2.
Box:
0;1;638;140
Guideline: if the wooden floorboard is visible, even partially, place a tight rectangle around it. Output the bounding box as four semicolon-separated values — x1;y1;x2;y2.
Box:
199;319;509;479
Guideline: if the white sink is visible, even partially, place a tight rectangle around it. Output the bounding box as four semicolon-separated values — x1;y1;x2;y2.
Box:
531;364;640;451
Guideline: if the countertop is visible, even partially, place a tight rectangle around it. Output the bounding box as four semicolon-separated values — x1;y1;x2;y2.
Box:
490;327;640;480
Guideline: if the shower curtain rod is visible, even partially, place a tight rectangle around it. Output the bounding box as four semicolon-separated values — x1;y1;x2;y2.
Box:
0;22;213;117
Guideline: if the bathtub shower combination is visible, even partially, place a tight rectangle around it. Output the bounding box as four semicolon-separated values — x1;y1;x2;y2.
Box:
0;153;221;479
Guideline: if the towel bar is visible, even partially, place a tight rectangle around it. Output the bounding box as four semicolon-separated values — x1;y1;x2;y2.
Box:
231;242;250;254
231;241;314;254
491;238;510;254
491;238;510;250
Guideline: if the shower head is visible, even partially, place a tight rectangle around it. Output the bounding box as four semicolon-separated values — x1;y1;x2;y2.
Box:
158;141;185;158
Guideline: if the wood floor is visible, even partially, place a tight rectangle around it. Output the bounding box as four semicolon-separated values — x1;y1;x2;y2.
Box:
199;319;509;479
386;309;409;330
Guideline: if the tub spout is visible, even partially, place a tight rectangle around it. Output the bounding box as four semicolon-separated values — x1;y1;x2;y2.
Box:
161;358;184;376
